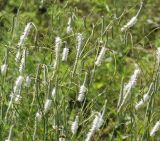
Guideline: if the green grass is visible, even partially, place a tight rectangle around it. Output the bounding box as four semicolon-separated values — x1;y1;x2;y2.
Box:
1;0;160;140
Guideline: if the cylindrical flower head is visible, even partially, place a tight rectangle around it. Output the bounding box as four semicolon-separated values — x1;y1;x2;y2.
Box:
13;85;20;95
1;64;7;76
150;121;160;136
51;88;56;98
67;26;72;34
85;113;102;141
121;1;143;32
76;33;83;53
15;76;24;88
54;37;62;68
123;64;140;96
77;85;87;102
97;113;104;129
19;49;26;74
55;37;62;58
93;113;103;130
67;17;73;34
35;112;42;122
55;37;62;49
14;94;22;103
95;47;107;66
118;65;140;112
25;76;31;87
67;17;72;25
135;93;150;110
71;116;79;134
18;22;32;48
59;137;65;141
121;16;137;32
44;99;52;113
62;47;69;61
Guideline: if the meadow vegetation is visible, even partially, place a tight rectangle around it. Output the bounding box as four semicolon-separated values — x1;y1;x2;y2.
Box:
1;0;160;140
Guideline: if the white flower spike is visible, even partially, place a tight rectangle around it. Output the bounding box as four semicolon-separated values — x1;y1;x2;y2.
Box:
62;47;69;61
71;115;79;134
150;120;160;137
18;22;32;48
85;112;103;141
95;47;107;66
121;1;143;32
77;85;87;102
44;99;52;113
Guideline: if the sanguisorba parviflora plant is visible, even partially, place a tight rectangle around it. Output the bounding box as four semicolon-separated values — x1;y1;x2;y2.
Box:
2;0;160;140
117;64;141;112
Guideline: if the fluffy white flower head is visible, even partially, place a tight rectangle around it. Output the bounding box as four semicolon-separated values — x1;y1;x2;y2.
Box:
15;75;24;88
150;121;160;136
62;47;69;61
71;115;79;134
44;99;52;113
77;85;87;102
95;47;107;66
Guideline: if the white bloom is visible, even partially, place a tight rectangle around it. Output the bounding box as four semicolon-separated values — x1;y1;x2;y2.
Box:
95;47;107;66
135;83;153;110
121;1;143;32
123;65;140;94
14;94;22;103
66;17;72;34
67;17;72;25
77;85;87;102
85;113;103;141
55;37;62;49
97;115;104;129
62;47;69;61
19;49;26;74
135;93;150;110
35;112;42;122
13;86;20;95
67;26;72;34
54;37;62;68
1;64;7;75
15;75;24;88
59;137;65;141
44;99;52;113
52;124;58;130
150;121;160;136
71;116;79;134
95;112;104;129
118;64;140;112
18;22;32;48
25;76;31;87
10;90;21;103
51;88;56;98
121;16;137;32
12;76;24;98
76;33;83;54
40;0;44;7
